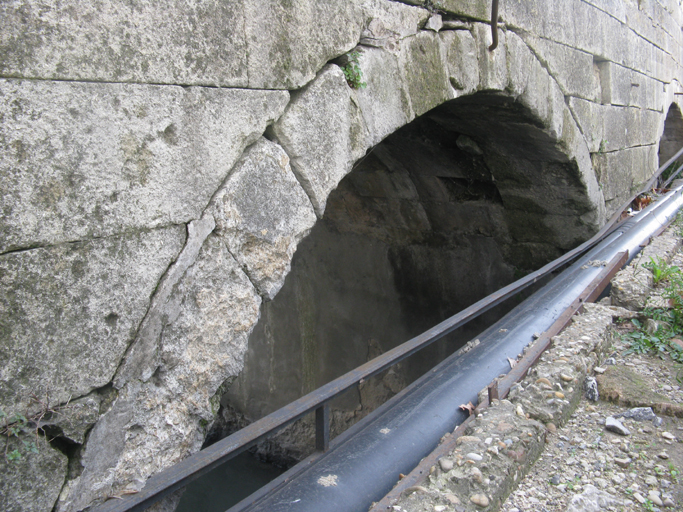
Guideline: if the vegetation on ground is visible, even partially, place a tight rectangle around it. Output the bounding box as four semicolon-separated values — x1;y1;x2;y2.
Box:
621;254;683;382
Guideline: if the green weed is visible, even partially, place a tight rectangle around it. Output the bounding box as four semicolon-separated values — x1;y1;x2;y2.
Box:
643;256;679;285
341;51;366;89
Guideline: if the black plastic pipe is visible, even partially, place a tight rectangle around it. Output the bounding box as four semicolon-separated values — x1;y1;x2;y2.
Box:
233;182;683;512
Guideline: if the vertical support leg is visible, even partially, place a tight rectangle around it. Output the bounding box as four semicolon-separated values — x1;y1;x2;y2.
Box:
315;403;330;452
488;380;499;402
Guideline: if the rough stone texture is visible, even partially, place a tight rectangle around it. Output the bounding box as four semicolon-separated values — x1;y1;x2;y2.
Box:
359;0;430;51
0;226;186;416
592;145;659;212
0;433;68;512
520;34;601;102
271;65;367;216
210;138;317;300
395;400;546;512
0;79;289;252
568;97;663;154
58;234;262;512
0;0;363;89
398;30;453;117
596;365;683;416
565;484;629;511
611;228;682;310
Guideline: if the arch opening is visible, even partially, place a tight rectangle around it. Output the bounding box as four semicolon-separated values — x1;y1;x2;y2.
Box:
210;90;600;466
659;102;683;171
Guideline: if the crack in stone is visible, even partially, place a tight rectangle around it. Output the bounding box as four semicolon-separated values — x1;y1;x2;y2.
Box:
112;214;216;388
0;224;188;258
0;74;292;92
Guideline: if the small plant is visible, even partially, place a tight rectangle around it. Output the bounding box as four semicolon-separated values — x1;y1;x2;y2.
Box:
1;389;71;462
598;139;608;154
669;462;680;482
341;51;366;89
643;256;679;285
643;499;657;511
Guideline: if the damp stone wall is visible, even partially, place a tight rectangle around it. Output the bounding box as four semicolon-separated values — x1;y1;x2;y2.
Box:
1;1;683;511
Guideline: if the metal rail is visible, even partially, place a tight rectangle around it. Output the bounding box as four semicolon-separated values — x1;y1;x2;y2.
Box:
93;145;683;512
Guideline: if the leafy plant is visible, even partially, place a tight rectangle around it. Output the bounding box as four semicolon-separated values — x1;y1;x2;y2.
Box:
1;390;71;462
643;256;679;285
341;51;366;89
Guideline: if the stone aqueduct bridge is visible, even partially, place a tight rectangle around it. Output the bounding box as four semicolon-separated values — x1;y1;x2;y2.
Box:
2;0;683;510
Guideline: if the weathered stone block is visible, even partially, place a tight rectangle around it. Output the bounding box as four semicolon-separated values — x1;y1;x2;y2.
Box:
0;434;68;512
599;61;665;111
354;47;414;147
592;144;658;214
59;234;262;511
569;97;663;153
473;23;508;92
211;138;317;300
0;79;289;252
398;31;453;117
271;65;368;216
441;29;480;96
0;0;362;89
0;226;186;415
521;34;601;101
360;0;430;50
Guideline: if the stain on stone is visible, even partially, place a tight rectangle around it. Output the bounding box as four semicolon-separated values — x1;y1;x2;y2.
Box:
161;123;179;146
104;313;119;327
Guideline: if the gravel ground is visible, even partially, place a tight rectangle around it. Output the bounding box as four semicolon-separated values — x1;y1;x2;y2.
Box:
500;344;683;511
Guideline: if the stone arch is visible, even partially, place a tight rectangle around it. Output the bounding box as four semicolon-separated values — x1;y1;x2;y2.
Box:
57;20;609;508
659;102;683;168
216;26;606;463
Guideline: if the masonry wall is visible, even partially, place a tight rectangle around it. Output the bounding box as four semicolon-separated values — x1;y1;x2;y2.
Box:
1;1;682;511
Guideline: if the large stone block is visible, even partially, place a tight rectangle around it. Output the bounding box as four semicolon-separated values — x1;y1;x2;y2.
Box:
271;65;368;216
599;62;665;111
211;139;317;300
359;0;430;50
0;79;289;252
441;29;480;96
0;0;362;89
521;34;601;101
0;226;185;417
59;234;262;512
1;433;68;512
592;144;658;211
354;47;414;146
569;97;663;153
473;23;508;92
398;31;453;117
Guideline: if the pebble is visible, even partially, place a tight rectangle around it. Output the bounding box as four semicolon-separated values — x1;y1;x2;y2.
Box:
645;475;658;486
466;453;483;462
439;458;454;472
663;497;676;507
593;366;606;373
605;417;631;436
648;490;663;506
550;474;561;485
615;407;656;422
661;431;676;440
657;452;670;459
633;491;646;503
434;506;446;512
470;494;489;507
614;457;631;468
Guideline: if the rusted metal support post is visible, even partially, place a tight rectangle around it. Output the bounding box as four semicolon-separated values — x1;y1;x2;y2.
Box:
315;403;330;452
488;380;499;402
